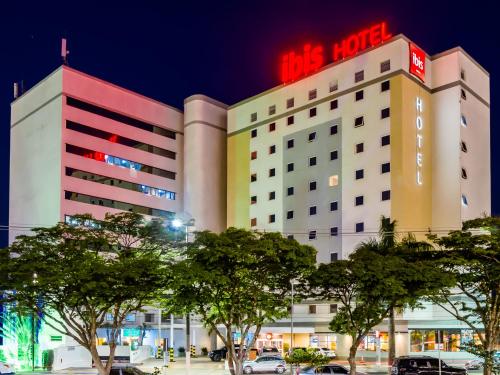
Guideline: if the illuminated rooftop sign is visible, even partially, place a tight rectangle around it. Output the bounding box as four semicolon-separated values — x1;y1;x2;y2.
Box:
281;22;392;83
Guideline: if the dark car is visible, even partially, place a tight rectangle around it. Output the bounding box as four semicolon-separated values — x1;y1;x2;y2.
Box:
209;345;245;362
391;356;467;375
110;366;150;375
299;364;364;375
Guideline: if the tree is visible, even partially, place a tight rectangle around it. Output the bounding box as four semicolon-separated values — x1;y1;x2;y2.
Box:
285;348;330;369
310;225;448;375
162;228;317;375
0;213;168;375
427;217;500;375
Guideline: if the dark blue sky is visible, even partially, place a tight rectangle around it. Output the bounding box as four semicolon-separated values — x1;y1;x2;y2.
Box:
0;1;496;246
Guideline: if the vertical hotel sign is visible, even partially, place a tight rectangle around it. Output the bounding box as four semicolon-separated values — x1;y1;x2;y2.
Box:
415;97;423;185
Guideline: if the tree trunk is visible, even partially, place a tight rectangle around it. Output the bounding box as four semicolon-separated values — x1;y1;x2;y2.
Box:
348;343;358;375
89;343;109;375
388;307;396;369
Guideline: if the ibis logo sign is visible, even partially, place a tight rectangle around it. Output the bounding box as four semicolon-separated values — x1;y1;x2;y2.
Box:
409;43;426;82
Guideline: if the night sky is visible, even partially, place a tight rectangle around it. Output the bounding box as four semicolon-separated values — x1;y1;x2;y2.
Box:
0;1;497;246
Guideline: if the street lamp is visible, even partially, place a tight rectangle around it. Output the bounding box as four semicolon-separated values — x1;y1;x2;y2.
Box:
290;279;299;375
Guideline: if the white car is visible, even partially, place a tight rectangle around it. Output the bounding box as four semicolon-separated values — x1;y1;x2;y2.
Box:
0;362;14;375
311;347;337;358
243;355;287;374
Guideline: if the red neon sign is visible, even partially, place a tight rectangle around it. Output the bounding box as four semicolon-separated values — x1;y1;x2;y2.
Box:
280;22;392;83
409;42;425;82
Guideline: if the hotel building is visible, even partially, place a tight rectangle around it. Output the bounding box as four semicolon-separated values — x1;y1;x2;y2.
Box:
7;28;491;365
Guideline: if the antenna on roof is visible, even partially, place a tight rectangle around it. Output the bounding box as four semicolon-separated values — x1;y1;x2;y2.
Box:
13;82;19;99
61;38;69;65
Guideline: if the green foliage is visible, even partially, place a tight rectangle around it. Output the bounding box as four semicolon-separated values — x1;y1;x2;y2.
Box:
0;212;170;375
427;217;500;375
285;348;330;367
163;228;316;375
42;350;54;370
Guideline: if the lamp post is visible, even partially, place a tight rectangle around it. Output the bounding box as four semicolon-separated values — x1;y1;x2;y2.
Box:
290;279;298;375
172;217;195;368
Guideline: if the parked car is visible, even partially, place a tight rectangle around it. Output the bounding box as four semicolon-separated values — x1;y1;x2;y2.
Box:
391;356;467;375
310;347;337;359
243;355;287;374
299;364;360;375
109;366;150;375
0;362;14;375
259;347;282;357
209;344;246;362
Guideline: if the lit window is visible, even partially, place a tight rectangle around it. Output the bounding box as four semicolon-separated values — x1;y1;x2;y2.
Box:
354;116;364;127
251;129;257;138
381;108;390;119
287;210;294;219
330;227;338;236
287;98;295;108
287;186;294;196
269;214;276;223
309;230;317;240
309;206;317;215
380;60;391;73
382;190;391;201
125;314;136;322
309;157;317;166
309;107;317;117
329;80;338;92
330;100;338;110
308;132;317;142
309;181;317;191
355;169;364;180
309;89;317;100
355;70;364;83
330;150;338;161
355;90;364;101
269;105;276;115
329;175;339;187
251;113;257;122
330;201;338;211
461;194;468;207
355;196;364;206
461;168;468;179
269;191;276;200
461;115;467;127
381;80;390;92
381;162;391;174
355;222;364;232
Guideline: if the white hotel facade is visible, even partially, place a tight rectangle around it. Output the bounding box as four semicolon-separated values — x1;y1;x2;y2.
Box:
7;30;491;365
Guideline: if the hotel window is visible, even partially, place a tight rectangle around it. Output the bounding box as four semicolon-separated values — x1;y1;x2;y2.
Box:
330;253;338;262
269;191;276;200
381;107;390;119
355;90;364;101
287;234;294;240
355;143;364;153
381;135;390;146
251;196;257;205
354;116;364;127
460;69;466;81
251;112;257;122
308;132;317;142
329;175;339;186
251;173;257;182
381;162;391;173
309;156;317;166
461;168;468;179
461;115;467;127
144;313;155;323
269;214;276;223
329;79;338;92
330;150;338;161
269;122;276;132
126;314;136;322
330;227;338;236
287;98;295;108
330;125;338;135
355;222;364;232
381;80;390;92
251;129;257;138
269;168;276;177
355;70;364;82
330;99;338;110
287;163;294;172
330;304;338;313
287;186;294;196
309;305;317;314
309;181;317;191
309;230;317;240
461;194;468;207
330;201;338;211
251;218;257;227
269;145;276;154
287;116;295;125
251;151;257;160
461;141;468;153
382;190;391;201
309;107;317;117
380;59;391;73
309;89;317;100
287;210;294;220
269;105;276;115
310;206;317;215
287;139;295;149
461;89;467;100
355;169;364;180
355;196;364;206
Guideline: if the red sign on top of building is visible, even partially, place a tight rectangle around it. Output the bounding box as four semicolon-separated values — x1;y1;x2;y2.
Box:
409;42;426;82
280;22;392;83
